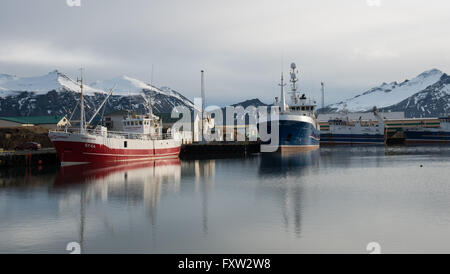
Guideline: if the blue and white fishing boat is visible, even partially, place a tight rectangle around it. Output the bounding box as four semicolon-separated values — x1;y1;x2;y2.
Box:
259;63;320;152
320;107;385;145
404;116;450;144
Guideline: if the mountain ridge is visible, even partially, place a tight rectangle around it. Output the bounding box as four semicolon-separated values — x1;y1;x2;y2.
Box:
380;73;450;117
0;69;448;119
323;68;449;117
0;70;195;118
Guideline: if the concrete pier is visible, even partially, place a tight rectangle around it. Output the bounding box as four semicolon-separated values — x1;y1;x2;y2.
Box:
0;148;60;167
0;142;261;167
180;141;261;159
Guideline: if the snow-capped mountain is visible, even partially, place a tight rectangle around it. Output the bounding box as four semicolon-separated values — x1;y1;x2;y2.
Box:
230;98;268;108
380;73;450;118
0;74;18;82
90;75;195;109
0;70;104;97
326;69;445;114
0;71;195;118
219;98;270;125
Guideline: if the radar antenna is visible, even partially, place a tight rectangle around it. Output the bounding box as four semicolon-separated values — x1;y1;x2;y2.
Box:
289;62;299;104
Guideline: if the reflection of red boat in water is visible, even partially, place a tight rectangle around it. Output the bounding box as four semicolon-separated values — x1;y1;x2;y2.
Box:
53;159;181;251
54;158;181;186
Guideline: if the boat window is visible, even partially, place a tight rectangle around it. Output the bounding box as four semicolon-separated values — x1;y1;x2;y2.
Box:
301;107;305;111
139;121;143;125
124;141;127;148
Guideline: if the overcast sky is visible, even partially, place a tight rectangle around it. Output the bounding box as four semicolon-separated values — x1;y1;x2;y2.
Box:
1;0;450;106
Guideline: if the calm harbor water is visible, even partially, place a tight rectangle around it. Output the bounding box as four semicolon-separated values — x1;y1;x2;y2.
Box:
1;146;450;254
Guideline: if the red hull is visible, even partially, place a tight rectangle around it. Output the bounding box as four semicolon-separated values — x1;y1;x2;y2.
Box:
52;141;181;164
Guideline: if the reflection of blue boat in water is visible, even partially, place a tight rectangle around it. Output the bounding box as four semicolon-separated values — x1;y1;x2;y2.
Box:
258;63;320;152
258;150;320;237
259;150;320;176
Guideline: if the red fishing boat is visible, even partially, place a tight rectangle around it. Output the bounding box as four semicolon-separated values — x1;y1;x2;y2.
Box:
49;71;181;166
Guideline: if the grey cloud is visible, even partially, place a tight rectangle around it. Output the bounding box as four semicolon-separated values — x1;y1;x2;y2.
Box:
1;0;450;106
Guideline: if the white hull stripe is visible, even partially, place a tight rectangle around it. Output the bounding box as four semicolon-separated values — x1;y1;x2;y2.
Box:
104;154;179;163
262;145;320;149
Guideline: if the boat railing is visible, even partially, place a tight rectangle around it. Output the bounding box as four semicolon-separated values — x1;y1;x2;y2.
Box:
50;127;172;140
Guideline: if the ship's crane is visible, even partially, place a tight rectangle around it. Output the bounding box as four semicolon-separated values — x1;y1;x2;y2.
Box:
87;84;116;126
141;93;157;119
372;106;385;130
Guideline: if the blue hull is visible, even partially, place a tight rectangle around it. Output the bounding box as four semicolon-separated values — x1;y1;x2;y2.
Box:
320;133;384;145
260;120;320;149
405;131;450;143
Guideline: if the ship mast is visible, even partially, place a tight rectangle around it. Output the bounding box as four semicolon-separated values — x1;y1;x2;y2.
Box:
79;68;85;133
201;70;205;142
279;73;287;112
321;82;325;109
